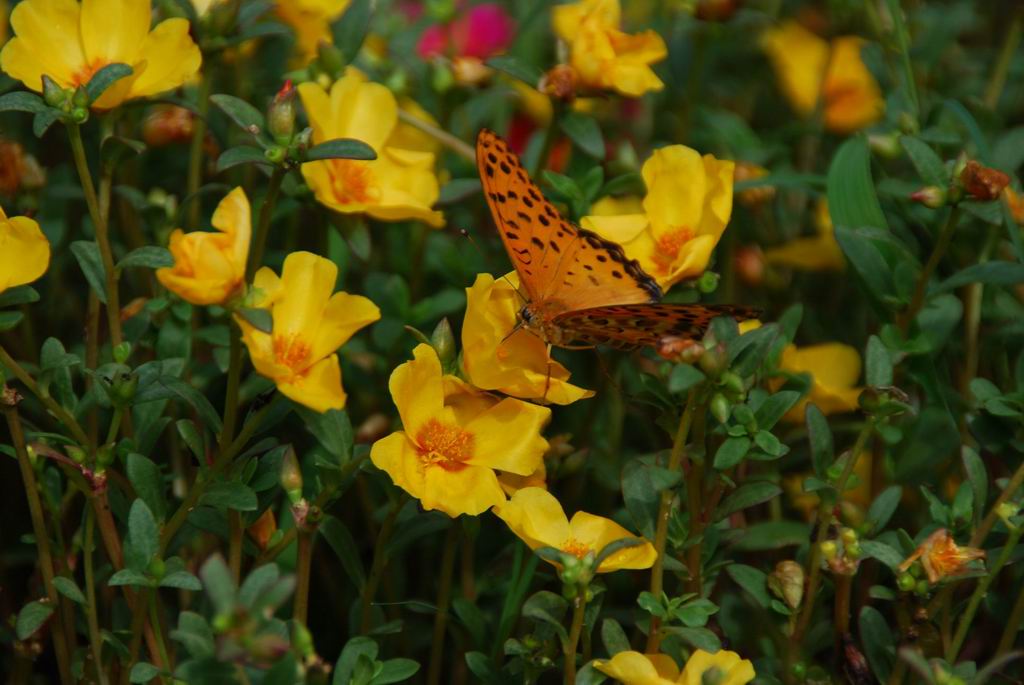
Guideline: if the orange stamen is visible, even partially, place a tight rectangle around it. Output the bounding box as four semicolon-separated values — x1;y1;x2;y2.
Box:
651;226;695;275
273;333;312;372
415;419;474;471
329;159;377;205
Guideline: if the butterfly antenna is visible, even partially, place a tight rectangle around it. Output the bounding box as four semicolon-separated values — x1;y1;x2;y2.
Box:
457;228;530;305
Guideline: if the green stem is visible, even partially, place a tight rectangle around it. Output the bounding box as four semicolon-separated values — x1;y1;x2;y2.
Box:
84;508;109;685
996;572;1024;654
159;395;284;556
220;326;243;452
359;496;405;633
68;123;122;346
120;588;151;685
885;0;919;118
105;407;123;446
396;109;474;162
834;573;853;640
646;388;698;652
0;344;90;446
983;8;1023;110
4;399;74;685
563;594;587;685
246;167;286;281
793;418;876;646
947;524;1024;662
901;207;960;334
187;72;213;228
971;459;1024;547
427;523;459;685
149;592;171;680
293;529;315;625
228;511;243;585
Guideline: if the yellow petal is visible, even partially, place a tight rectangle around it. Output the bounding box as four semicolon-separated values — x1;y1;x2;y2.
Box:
593;651;678;685
781;343;862;391
2;0;85;90
420;462;507;517
823;37;884;134
660;234;717;288
642;145;707;236
389;97;441;155
127;18;202;100
80;0;149;68
697;154;734;238
764;235;846;271
0;214;50;293
464;398;550;474
389;344;446;438
679;650;755;685
308;291;380;363
492;487;572;551
273;251;337;345
581;213;649;245
330;67;398;150
589;195;644;216
567;511;657;572
251;264;283;308
762;21;828;117
211;186;252;273
274;354;347;412
553;0;620;42
156;228;240;305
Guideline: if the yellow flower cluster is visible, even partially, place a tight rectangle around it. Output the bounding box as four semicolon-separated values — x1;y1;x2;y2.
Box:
595;648;755;685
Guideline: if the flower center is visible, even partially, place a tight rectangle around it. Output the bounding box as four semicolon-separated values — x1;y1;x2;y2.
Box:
329;159;377;205
72;59;110;88
273;333;312;372
561;538;590;559
650;226;695;275
415;418;474;471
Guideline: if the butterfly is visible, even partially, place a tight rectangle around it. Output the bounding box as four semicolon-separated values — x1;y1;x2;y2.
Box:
476;129;760;351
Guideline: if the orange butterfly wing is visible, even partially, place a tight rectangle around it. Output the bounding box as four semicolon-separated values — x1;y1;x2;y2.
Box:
476;129;660;308
552;304;763;350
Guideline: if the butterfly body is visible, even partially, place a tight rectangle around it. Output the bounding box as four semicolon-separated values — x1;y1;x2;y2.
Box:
477;129;759;350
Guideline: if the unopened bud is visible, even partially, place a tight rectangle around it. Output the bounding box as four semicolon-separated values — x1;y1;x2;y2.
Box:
914;579;929;595
996;501;1020;528
96;445;115;467
113;342;132;365
960;160;1010;201
247;509;277;550
72;87;89;109
734;245;765;286
539;64;578;103
452;57;492;86
71;107;89;124
698;343;728;379
697;271;719;294
820;540;838;562
111;371;138;405
733;163;775;207
66;446;87;465
268;80;297;143
897;572;915;592
710;393;730;424
280;446;303;503
142;105;195;147
721;371;744;397
845;541;862;559
869;132;902;159
430;318;457;371
909;186;946;209
840;527;858;545
432;63;455;93
147;557;166;580
768;560;805;610
42;75;66;108
264;146;286;165
656;336;703;362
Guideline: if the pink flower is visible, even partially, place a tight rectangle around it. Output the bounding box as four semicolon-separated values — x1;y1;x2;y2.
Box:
417;3;515;60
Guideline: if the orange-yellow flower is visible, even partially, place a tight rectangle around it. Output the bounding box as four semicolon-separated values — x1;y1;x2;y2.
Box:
237;251;380;413
461;273;593;405
594;649;755;685
763;198;846;272
0;205;49;295
371;345;551;517
493;487;656;572
777;342;863;422
762;21;883;134
0;0;202;110
298;68;444;227
276;0;350;62
1004;187;1024;225
583;145;734;290
898;529;986;584
552;0;667;97
157;187;251;306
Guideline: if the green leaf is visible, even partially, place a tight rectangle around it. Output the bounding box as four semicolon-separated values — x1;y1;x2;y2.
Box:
717;481;781;518
674;598;718;627
806;404;834;477
332;0;372;63
0;91;47;113
560;112;604;158
935;261;1024;293
962;447;987;525
33;109;60;138
0;311;24;331
834;226;897;307
713;436;751;470
159;571;202;591
199;555;236;613
134;375;223;432
238;563;280;608
108;569;151;587
486;55;544;85
753;391;800;430
725;564;772;609
866;335;893;386
859;540;905;570
101;136;146;169
298;407;353;465
70;241;108;304
733;521;810;551
900;136;948;187
126;453;166;522
375;658;421;684
0;285;40;308
53;577;86;604
334;637;379;685
237;307;273;333
661;626;721;652
522;591;569;646
200;482;258;511
16;601;54;640
859;606;895;683
827;137;888;231
668;364;705;394
320;516;365;590
170;611;215;658
593;537;645;569
211;94;266;135
175;419;205;462
130;663;162;684
127;499;159;570
216;145;271;172
85;63;133;103
305;138;377;161
117;246;174;270
601;618;631;656
263;653;298;685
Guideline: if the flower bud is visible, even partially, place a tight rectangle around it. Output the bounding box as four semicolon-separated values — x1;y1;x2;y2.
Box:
264;146;286;165
42;75;66;107
452;57;492;86
820;540;838;562
96;445;115;467
268;80;297;143
72;87;89;109
868;132;903;159
539;64;578;103
430;318;457;371
698;343;728;379
909;186;946;209
768;560;805;610
247;509;277;550
66;446;87;465
997;501;1020;529
142;105;195;147
147;557;166;580
914;579;929;595
111;371;138;405
896;572;915;592
840;527;858;545
710;393;731;424
734;245;765;286
721;371;744;397
960;160;1010;201
431;62;455;93
113;342;132;365
291;621;315;656
898;111;919;135
71;107;89;124
656;336;703;362
280;446;303;503
697;271;720;294
845;541;862;559
211;612;233;633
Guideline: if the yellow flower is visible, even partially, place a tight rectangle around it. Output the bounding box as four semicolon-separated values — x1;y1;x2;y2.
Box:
157;187;251;306
594;650;755;685
493;487;656;572
763;198;846;271
1006;187;1024;225
298;68;444;227
371;345;551;517
762;21;883;134
1;0;201;110
553;0;667;97
237;251;380;413
498;461;547;496
898;529;986;584
778;342;862;422
583;146;734;289
0;205;49;294
276;0;350;62
461;273;593;406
